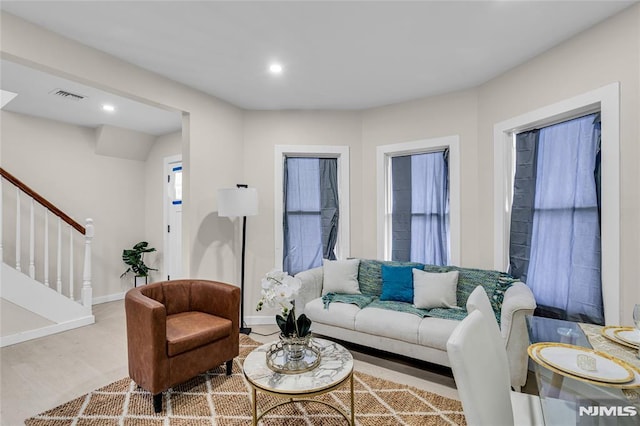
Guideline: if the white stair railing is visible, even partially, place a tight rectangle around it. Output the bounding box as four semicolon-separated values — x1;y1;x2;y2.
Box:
0;168;93;310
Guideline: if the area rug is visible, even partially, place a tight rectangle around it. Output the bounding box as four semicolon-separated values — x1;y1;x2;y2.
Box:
25;335;465;425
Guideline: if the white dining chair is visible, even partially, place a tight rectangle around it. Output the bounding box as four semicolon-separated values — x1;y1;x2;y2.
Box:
466;285;501;336
447;309;544;426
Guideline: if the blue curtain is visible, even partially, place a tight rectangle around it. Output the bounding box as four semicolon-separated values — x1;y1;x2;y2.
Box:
508;130;539;282
283;157;339;275
391;151;449;265
525;114;603;324
411;151;449;265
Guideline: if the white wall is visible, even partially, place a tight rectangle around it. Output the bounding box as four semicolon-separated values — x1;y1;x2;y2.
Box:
356;5;639;324
243;110;362;319
1;111;147;297
1;5;638;325
1;12;245;288
144;131;181;282
476;5;639;324
361;89;479;265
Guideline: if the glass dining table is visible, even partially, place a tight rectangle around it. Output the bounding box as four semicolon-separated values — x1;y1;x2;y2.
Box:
526;315;640;425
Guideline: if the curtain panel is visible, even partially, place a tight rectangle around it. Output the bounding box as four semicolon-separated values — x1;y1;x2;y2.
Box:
508;130;539;282
509;113;603;324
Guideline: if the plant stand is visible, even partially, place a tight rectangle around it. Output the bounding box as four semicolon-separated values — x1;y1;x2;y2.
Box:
134;275;148;287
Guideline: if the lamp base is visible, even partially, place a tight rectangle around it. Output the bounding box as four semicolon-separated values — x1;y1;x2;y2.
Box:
240;327;252;335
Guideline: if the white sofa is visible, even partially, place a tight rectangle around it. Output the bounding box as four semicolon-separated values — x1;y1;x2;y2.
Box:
294;265;537;391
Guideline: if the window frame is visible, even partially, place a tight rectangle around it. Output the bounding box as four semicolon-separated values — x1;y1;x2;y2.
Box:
493;82;620;325
376;136;460;264
274;145;350;270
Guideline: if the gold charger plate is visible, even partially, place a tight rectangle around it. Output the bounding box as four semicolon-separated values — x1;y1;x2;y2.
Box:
614;329;640;347
601;326;639;349
528;342;640;389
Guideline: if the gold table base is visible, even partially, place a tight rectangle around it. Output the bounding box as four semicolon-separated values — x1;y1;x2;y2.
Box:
247;370;355;425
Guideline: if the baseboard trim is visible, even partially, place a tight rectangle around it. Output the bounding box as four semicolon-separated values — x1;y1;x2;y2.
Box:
92;292;125;305
0;315;95;348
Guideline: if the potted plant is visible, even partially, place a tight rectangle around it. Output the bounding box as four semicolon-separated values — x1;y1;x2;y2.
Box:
256;269;312;361
120;241;157;286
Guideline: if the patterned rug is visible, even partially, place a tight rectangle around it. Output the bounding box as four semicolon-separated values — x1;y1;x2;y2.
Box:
25;335;465;425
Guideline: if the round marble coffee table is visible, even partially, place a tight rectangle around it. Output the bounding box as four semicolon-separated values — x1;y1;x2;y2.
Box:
243;338;354;425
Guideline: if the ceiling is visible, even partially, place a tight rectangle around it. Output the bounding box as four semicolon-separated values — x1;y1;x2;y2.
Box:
0;1;636;132
0;59;182;136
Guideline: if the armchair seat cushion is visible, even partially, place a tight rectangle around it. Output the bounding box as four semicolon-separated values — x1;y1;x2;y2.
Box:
166;312;232;357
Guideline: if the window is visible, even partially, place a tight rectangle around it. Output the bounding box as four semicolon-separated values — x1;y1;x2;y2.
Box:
274;145;350;274
390;151;449;264
494;83;620;325
283;157;338;275
510;114;603;324
171;166;182;204
377;136;460;265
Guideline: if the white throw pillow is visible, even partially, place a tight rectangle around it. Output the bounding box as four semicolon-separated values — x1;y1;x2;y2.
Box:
322;259;361;295
412;269;459;309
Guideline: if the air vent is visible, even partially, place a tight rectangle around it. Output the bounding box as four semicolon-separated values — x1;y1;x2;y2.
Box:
49;88;87;101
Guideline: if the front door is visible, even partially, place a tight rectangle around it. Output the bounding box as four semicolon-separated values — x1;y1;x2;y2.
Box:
165;157;182;280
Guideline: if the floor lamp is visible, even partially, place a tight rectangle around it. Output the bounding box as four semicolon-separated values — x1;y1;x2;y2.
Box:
218;185;258;335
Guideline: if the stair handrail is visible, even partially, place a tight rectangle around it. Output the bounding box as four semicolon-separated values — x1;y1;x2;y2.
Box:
0;167;85;235
1;167;93;309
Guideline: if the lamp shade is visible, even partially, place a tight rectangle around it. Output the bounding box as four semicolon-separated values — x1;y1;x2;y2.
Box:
217;187;258;217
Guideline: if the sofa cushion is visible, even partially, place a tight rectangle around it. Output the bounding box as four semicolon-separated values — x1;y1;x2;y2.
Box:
322;258;361;295
417;317;461;351
166;311;231;357
358;259;423;296
413;269;459;309
305;297;360;330
380;264;414;303
355;307;421;344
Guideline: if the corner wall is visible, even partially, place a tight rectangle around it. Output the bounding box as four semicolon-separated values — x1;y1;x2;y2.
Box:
1;111;145;298
242;110;362;319
476;4;639;324
1;12;245;291
2;5;638;325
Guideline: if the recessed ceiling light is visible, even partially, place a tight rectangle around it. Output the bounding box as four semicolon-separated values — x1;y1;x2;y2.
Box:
269;63;283;74
102;104;115;112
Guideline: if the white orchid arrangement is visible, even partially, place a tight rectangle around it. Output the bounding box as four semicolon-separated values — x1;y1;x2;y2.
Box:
256;269;311;337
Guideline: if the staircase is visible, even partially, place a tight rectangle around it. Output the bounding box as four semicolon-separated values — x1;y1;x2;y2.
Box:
0;168;95;347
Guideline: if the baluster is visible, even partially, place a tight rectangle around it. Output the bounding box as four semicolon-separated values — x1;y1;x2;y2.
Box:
29;197;35;279
82;219;94;308
15;188;21;272
56;217;62;293
69;226;74;301
44;211;49;287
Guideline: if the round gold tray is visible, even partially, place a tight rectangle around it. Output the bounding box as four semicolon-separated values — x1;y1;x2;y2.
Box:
266;339;321;374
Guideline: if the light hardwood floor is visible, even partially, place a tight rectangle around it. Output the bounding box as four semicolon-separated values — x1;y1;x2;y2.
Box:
0;300;458;425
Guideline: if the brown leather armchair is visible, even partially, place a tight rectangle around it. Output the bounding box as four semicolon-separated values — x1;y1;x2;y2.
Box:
125;279;240;413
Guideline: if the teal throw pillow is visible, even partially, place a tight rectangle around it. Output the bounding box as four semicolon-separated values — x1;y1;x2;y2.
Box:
379;265;414;303
358;259;423;296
